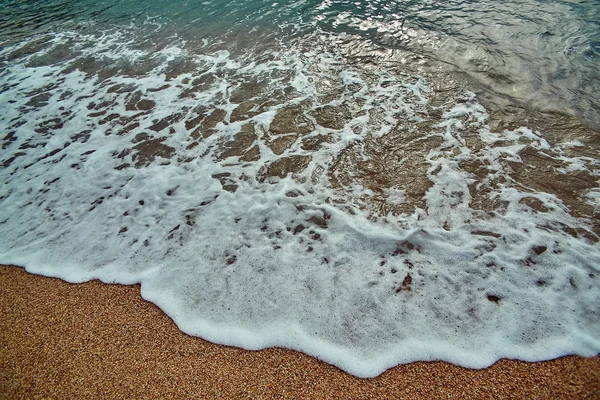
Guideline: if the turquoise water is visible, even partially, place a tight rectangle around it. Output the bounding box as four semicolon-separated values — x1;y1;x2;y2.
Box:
2;0;599;124
1;0;599;376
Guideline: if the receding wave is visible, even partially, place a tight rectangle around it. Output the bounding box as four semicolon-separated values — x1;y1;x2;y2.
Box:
1;2;599;378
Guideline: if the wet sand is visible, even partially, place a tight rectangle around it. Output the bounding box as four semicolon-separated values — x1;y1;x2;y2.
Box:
1;264;599;399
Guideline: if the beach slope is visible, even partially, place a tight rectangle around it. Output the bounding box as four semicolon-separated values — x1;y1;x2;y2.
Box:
1;265;598;399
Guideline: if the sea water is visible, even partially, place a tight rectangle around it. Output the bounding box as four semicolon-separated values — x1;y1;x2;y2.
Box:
1;0;599;377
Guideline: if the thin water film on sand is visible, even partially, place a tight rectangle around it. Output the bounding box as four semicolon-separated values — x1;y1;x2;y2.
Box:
1;0;599;377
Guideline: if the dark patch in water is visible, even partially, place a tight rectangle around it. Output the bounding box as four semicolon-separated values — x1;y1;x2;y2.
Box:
396;274;412;292
487;295;501;304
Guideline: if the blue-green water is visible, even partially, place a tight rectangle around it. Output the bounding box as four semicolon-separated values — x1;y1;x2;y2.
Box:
2;0;599;125
1;0;599;377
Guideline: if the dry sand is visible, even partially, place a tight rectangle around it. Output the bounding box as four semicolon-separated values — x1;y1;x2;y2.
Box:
1;264;599;399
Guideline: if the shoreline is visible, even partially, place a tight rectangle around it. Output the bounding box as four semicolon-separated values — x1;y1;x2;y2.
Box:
1;264;599;399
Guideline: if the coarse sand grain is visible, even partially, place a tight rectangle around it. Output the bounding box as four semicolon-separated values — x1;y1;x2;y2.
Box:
1;265;599;399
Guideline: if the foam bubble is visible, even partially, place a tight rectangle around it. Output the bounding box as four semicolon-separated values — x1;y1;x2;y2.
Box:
1;26;599;378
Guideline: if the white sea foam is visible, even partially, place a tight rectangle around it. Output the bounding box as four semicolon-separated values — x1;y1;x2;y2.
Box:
0;27;599;378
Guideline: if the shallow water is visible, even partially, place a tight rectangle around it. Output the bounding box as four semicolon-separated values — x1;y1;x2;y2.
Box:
1;0;599;377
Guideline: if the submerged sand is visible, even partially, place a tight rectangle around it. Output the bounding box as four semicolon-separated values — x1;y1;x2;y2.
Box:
1;265;598;399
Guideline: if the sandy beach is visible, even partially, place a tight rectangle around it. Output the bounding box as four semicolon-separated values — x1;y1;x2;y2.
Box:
1;264;598;399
